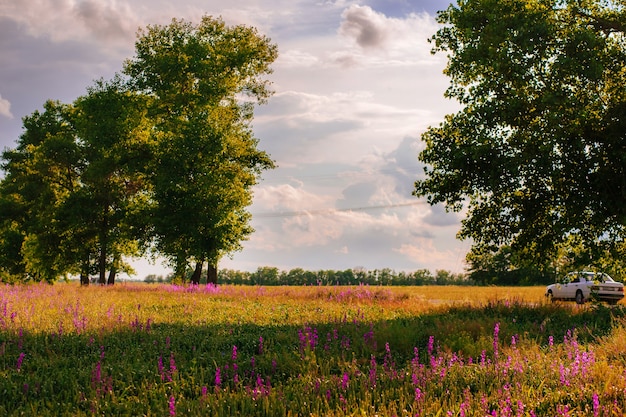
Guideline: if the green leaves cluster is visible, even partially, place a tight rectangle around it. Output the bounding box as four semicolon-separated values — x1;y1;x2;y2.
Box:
0;16;277;284
415;0;626;273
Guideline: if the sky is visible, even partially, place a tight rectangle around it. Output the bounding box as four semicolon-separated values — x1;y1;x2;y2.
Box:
0;0;469;279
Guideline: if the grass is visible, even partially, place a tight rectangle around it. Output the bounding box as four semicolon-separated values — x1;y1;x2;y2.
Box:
0;282;625;416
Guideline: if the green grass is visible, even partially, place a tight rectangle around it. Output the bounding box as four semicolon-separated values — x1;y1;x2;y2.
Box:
1;282;625;416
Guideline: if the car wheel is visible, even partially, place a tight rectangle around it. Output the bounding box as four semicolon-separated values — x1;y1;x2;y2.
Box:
575;290;584;304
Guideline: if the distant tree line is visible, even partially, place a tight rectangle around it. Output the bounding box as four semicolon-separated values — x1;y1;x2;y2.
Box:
146;267;474;286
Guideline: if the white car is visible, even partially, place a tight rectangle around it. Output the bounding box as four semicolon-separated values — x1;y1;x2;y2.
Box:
546;271;624;304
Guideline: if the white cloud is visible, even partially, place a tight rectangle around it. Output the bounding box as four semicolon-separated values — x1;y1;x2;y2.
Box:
0;0;139;45
0;95;13;118
394;239;465;271
336;5;441;66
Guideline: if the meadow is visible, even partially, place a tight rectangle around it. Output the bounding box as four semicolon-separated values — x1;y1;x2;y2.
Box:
1;283;625;416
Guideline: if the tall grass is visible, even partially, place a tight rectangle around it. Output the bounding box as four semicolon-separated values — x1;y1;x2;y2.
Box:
0;282;624;416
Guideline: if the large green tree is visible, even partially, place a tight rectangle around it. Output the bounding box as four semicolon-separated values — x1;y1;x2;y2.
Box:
414;0;626;270
70;78;152;284
0;80;151;284
0;100;80;282
123;16;277;284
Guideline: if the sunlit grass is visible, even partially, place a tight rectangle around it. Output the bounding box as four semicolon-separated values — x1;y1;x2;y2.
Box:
1;282;624;416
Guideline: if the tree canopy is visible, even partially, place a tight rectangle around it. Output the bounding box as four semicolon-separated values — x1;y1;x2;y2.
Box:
0;16;277;284
414;0;626;273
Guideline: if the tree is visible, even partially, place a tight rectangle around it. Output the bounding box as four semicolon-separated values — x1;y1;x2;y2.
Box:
414;0;626;268
123;16;277;284
1;100;83;282
0;80;151;284
71;77;152;284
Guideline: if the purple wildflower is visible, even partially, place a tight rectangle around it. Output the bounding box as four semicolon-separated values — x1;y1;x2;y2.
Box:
493;322;500;358
16;352;25;371
415;387;423;402
169;395;176;416
215;367;222;387
341;372;349;390
158;356;165;381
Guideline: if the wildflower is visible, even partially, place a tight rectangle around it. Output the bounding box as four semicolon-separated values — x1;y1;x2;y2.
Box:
91;362;102;387
592;393;600;417
415;387;423;402
258;336;263;355
169;353;177;376
201;386;207;399
232;345;238;362
493;322;500;358
158;356;165;381
169;395;176;416
369;355;377;386
215;367;222;387
412;347;420;368
16;352;25;371
341;372;349;390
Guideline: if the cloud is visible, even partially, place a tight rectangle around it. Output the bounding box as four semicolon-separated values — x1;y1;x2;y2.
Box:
0;94;13;118
339;5;390;49
394;239;465;271
73;1;138;41
338;4;440;59
0;0;139;45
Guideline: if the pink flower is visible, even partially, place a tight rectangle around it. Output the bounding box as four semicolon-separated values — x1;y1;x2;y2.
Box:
16;352;25;371
169;395;176;416
341;372;349;390
215;367;222;387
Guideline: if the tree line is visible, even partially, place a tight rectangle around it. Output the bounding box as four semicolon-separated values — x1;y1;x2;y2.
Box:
144;266;473;286
0;16;277;285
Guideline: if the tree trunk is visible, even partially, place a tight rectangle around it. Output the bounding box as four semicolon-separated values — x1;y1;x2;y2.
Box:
191;261;203;285
80;254;90;286
98;244;106;285
107;265;117;285
207;263;218;285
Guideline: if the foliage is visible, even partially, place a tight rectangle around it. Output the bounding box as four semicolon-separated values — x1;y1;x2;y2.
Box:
0;16;277;284
415;0;626;271
123;17;277;283
158;266;471;286
1;283;625;416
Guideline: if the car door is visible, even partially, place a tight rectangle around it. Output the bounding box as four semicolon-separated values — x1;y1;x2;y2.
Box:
552;274;569;299
560;273;579;299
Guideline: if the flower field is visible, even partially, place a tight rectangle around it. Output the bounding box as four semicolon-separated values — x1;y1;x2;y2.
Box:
1;282;625;416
